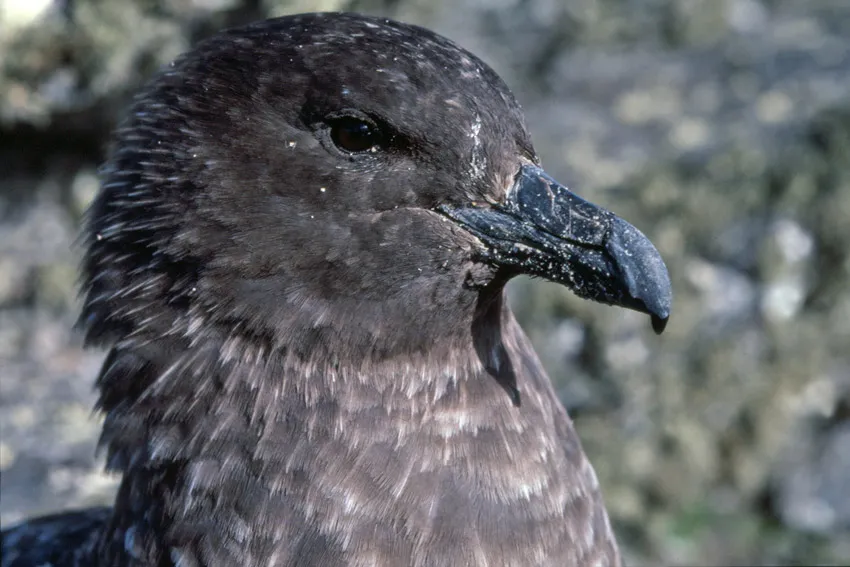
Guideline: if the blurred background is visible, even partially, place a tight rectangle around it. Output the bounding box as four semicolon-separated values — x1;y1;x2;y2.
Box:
1;0;849;564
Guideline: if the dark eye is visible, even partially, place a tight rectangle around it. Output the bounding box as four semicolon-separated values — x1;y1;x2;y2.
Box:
330;116;382;153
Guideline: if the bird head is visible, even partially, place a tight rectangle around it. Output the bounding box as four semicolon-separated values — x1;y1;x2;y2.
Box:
80;13;671;361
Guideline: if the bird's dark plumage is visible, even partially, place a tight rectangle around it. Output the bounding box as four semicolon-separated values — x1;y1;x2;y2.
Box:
2;12;671;567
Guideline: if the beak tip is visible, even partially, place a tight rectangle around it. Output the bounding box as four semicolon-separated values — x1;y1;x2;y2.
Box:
651;313;669;335
641;277;672;335
608;217;673;334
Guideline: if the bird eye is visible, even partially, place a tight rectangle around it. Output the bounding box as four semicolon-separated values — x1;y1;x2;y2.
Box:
329;116;382;153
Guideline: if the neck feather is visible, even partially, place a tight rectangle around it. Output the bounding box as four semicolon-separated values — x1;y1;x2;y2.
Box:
91;291;616;565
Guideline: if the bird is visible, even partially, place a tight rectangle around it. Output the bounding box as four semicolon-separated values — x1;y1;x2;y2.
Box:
1;11;671;567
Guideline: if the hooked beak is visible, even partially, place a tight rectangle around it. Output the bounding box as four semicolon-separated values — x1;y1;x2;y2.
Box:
439;164;672;334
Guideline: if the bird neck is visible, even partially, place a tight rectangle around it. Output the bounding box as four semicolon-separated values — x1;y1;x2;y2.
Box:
94;290;560;562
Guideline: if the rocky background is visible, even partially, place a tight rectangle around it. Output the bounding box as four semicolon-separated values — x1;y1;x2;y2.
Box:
1;0;849;564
